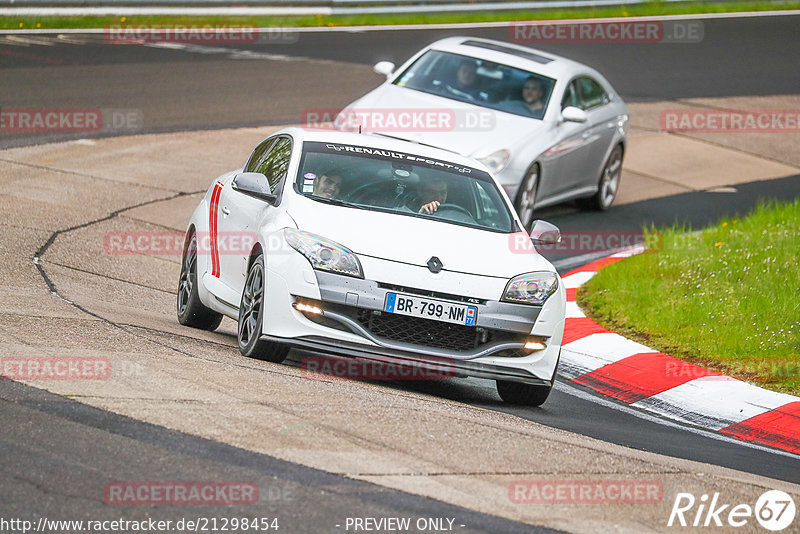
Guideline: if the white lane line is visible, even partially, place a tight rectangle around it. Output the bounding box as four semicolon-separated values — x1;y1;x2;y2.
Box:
3;35;59;46
55;34;95;45
0;7;332;16
554;379;800;459
1;10;799;34
0;34;92;47
142;41;302;61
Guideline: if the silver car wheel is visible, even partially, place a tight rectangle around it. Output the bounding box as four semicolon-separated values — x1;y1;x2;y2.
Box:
599;146;622;209
516;164;539;230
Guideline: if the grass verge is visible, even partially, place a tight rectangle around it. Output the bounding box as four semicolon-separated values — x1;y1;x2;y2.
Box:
2;1;800;30
578;198;800;395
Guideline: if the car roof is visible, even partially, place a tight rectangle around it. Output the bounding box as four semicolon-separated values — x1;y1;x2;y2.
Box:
283;127;492;172
425;36;590;80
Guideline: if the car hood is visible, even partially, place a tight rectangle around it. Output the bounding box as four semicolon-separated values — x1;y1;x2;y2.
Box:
352;85;546;157
287;198;552;279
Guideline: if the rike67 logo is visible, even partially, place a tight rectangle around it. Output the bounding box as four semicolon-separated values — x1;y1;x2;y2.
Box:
668;490;796;531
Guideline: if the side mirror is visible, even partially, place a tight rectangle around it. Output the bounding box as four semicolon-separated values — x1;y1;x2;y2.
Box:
529;220;561;244
373;61;395;80
561;106;588;123
232;172;277;204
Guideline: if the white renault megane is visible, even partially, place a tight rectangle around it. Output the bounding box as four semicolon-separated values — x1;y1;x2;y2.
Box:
177;128;566;405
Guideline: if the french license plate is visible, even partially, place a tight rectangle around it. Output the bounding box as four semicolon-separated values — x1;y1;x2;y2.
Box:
384;292;477;326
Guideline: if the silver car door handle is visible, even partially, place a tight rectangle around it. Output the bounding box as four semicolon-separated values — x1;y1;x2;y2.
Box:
221;206;230;215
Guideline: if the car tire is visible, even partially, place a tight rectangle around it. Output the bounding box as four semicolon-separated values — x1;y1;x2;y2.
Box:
514;163;540;230
496;379;552;406
177;233;223;331
238;254;289;363
578;144;623;211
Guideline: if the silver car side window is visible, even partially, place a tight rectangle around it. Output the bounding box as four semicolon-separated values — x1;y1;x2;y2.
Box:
577;77;610;110
561;80;580;110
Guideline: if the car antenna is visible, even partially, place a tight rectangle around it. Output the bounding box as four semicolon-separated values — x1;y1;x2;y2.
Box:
358;123;362;134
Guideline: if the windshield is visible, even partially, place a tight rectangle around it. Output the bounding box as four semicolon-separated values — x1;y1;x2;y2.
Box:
393;50;555;120
295;141;516;233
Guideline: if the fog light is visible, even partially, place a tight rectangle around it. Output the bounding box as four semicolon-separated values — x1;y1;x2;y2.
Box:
524;337;547;352
294;300;323;315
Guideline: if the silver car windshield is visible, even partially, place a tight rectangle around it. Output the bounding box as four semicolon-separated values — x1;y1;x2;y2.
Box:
296;141;516;233
393;50;555;120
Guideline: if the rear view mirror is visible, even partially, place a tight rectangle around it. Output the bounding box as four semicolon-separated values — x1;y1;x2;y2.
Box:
373;61;395;79
530;220;561;244
232;172;277;204
561;106;588;123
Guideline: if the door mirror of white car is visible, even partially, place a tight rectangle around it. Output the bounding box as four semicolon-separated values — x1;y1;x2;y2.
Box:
232;172;277;205
529;220;561;244
561;106;589;123
373;61;395;79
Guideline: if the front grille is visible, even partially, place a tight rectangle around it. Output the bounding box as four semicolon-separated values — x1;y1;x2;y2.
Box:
314;302;527;353
356;309;486;351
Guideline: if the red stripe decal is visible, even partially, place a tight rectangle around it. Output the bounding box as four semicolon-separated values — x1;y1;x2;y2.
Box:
719;402;800;455
565;256;623;275
213;185;222;277
209;184;222;278
566;288;578;302
209;186;217;277
563;317;610;345
572;352;721;404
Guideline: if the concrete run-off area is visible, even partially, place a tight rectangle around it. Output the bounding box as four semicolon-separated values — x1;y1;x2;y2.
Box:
0;97;798;533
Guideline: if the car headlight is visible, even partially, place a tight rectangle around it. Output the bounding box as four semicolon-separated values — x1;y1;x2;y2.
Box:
284;228;363;278
502;271;558;306
477;149;510;174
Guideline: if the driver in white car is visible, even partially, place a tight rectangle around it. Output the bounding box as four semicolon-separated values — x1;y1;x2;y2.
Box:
313;173;342;199
413;178;448;214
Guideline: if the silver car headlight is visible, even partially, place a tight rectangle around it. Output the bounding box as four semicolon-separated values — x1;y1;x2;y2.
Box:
284;228;363;278
502;271;558;306
477;149;510;174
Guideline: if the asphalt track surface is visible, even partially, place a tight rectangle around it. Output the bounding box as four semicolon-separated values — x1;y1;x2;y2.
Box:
2;14;799;147
1;380;557;533
1;13;800;530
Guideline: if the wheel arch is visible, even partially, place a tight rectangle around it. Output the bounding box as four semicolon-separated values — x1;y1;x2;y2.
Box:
182;224;197;256
245;241;264;274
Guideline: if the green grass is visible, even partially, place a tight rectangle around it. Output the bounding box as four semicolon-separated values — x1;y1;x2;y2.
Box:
3;1;800;30
578;199;800;395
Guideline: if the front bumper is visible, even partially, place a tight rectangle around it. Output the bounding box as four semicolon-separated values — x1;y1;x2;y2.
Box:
265;333;555;386
260;259;564;383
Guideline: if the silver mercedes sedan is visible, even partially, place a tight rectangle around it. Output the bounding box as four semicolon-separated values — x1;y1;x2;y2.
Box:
339;36;629;229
